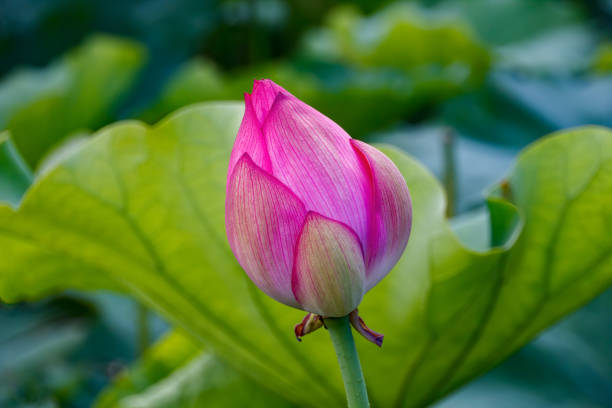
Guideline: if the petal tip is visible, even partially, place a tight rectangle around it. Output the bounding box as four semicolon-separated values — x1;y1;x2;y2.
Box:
253;78;282;94
232;152;255;174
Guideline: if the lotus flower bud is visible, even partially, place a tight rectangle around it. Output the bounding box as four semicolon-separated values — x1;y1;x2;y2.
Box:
225;79;412;319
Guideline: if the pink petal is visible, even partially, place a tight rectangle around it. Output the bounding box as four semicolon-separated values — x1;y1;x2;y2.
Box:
251;79;293;123
225;154;307;308
228;93;272;179
351;140;412;291
291;212;366;317
263;94;370;247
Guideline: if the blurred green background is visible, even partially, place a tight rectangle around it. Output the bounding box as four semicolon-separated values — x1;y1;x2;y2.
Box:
1;0;612;407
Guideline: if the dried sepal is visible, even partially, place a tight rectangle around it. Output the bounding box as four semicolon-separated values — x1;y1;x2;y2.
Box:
349;309;384;347
294;312;324;341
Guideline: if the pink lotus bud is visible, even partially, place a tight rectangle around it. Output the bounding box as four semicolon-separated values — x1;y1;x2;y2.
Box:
225;79;412;318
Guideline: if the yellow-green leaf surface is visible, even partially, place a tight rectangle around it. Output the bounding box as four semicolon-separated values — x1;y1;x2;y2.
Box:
0;35;145;167
360;128;612;407
0;102;610;407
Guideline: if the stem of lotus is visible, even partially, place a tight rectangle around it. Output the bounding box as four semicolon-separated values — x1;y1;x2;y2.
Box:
325;316;370;408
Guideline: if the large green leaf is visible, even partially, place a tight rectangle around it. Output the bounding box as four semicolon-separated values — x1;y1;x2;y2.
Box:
0;102;344;406
0;35;145;167
437;289;612;408
0;103;610;407
369;127;611;407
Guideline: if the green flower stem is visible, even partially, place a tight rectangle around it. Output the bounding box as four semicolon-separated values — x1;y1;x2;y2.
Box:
325;316;370;408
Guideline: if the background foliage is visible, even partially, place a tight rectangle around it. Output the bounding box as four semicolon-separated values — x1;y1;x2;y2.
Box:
1;0;611;407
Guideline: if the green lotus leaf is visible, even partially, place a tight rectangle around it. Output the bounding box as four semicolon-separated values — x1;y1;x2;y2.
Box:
0;103;610;407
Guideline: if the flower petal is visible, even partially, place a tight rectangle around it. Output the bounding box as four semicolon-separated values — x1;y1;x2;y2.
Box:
228;93;272;179
225;154;307;307
263;94;370;247
251;79;293;123
351;140;412;290
291;212;366;317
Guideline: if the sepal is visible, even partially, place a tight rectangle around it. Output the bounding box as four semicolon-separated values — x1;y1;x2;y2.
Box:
294;313;324;341
349;309;384;347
